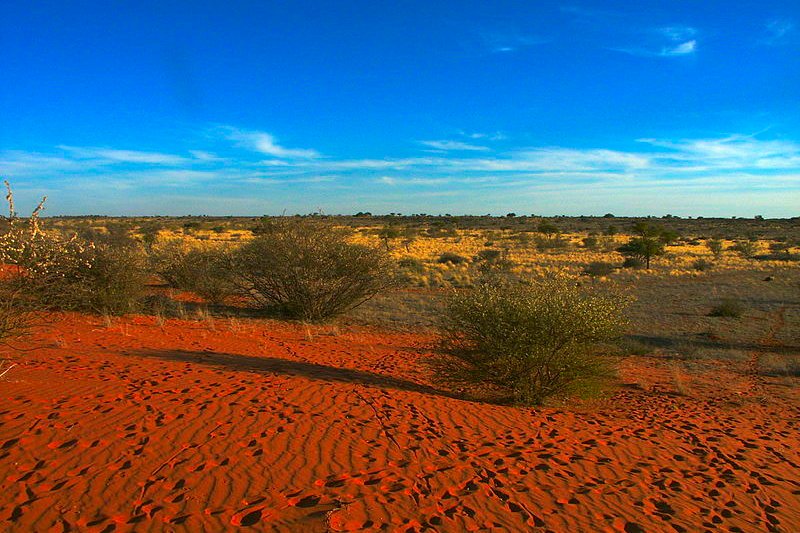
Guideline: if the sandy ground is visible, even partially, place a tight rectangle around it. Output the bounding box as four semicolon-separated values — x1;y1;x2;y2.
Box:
1;313;798;532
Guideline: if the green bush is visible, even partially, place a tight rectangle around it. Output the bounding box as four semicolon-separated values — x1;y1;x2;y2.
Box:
233;219;396;321
706;239;724;260
474;249;503;262
730;240;756;259
583;261;615;277
430;277;627;405
692;258;713;271
709;299;744;318
621;257;644;269
582;235;599;249
397;257;426;273
437;252;468;265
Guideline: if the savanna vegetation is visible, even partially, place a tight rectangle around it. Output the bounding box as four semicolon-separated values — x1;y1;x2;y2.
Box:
2;180;798;404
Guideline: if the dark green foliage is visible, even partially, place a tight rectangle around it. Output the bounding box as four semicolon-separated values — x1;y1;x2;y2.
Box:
730;240;757;259
437;252;468;264
474;249;503;262
582;235;599;249
397;257;426;273
583;261;615;277
692;258;713;271
709;299;744;318
621;257;644;269
430;278;627;405
617;222;678;269
706;239;724;260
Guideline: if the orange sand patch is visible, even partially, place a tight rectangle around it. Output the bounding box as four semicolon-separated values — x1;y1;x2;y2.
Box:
1;314;798;531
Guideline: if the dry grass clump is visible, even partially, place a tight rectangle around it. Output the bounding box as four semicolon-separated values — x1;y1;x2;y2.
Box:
430;276;628;405
233;219;396;321
759;354;800;377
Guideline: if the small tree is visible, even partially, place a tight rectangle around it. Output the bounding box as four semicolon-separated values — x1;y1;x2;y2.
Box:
233;219;396;321
378;226;401;251
706;239;724;260
617;222;677;269
731;240;757;259
430;277;627;405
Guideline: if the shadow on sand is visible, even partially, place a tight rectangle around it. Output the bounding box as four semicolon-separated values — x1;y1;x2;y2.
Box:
133;348;458;399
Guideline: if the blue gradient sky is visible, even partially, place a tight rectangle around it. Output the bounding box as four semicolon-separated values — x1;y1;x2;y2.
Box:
2;1;799;216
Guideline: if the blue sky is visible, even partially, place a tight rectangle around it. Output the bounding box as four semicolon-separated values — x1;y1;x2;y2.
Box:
2;1;799;217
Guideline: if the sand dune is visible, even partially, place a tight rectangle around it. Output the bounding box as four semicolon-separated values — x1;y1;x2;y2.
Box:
1;313;798;531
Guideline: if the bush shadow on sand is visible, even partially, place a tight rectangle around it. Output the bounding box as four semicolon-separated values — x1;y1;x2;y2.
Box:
133;348;458;399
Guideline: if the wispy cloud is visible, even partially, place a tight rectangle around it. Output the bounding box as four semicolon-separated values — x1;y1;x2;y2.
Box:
419;140;490;152
657;25;697;42
660;39;696;56
611;40;696;58
223;127;321;159
476;30;545;54
189;150;223;162
563;7;699;58
4;129;798;216
57;145;188;165
761;18;795;45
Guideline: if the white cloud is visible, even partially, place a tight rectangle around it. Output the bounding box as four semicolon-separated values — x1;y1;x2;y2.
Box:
223;127;321;159
189;150;223;161
5;129;799;217
57;145;188;165
419;140;490;152
606;23;699;58
637;135;800;170
661;40;696;56
478;31;545;54
657;26;697;41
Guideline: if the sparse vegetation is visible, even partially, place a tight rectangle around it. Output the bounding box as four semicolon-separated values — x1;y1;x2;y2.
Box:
430;277;627;405
731;240;757;259
437;251;468;265
706;239;724;260
583;261;615;277
232;219;396;320
709;298;744;318
692;258;713;271
156;246;236;305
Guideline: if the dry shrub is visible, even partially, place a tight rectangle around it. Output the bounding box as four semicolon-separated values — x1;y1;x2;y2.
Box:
0;181;147;315
153;243;236;305
233;219;396;321
583;261;615;277
437;251;468;264
0;283;30;348
709;298;744;318
430;277;628;405
759;354;800;377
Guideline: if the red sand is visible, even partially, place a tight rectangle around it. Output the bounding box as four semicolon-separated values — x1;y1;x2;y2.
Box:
1;313;798;532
